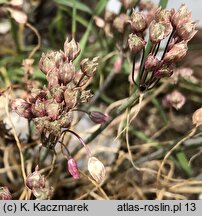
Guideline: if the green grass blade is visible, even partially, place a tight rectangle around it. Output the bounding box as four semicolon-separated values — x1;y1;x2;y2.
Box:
54;0;92;14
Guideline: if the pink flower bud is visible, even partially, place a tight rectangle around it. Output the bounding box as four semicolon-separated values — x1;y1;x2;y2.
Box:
113;56;122;74
113;14;129;33
26;166;45;190
130;11;147;32
39;51;56;74
171;4;192;28
64;38;80;61
163;90;186;110
88;157;106;184
177;21;198;41
192;107;202;127
0;187;12;200
67;158;80;179
149;21;173;43
144;53;161;71
11;99;32;119
58;62;75;85
164;41;188;62
32;187;54;200
80;57;99;77
128;33;146;54
89;111;109;124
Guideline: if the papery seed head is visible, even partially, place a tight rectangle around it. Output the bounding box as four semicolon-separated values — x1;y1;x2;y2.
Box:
144;53;161;71
26;165;45;190
128;33;146;54
67;158;80;179
80;57;99;77
177;21;198;41
11;99;33;119
149;21;173;43
0;187;12;200
31;98;46;117
39;51;56;74
58;62;75;85
192;107;202;127
32;187;54;200
46;102;61;121
171;4;192;28
156;9;171;23
164;41;188;62
64;38;80;61
113;14;129;33
130;10;147;32
88;156;106;184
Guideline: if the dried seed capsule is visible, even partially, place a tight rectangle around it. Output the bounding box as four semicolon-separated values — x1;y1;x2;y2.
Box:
164;41;188;62
130;11;147;32
0;187;12;200
11;99;33;119
88;156;106;184
26;165;45;190
80;57;99;77
149;21;173;44
64;38;80;61
58;62;75;85
128;33;146;54
39;51;56;74
192;107;202;127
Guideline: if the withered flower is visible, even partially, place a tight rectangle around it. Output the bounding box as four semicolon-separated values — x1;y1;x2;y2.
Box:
128;33;146;54
88;156;106;184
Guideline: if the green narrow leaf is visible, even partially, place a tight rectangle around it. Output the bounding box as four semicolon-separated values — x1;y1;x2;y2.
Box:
54;0;92;14
158;0;169;9
94;0;108;15
176;151;193;177
152;98;168;123
72;0;77;37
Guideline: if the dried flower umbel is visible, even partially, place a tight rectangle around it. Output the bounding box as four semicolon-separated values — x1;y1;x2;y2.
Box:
95;3;197;92
12;38;106;183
